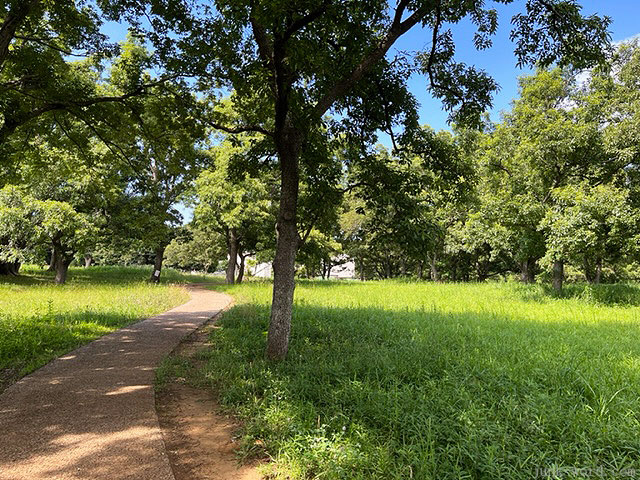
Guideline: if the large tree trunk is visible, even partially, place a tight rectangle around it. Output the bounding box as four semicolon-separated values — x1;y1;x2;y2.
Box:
266;124;301;361
225;228;239;285
84;254;93;268
55;254;72;285
236;253;246;284
0;261;19;275
552;260;564;292
384;260;392;279
417;260;424;280
149;246;165;283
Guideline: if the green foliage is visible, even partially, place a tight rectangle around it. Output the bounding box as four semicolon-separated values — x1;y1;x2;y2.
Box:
164;225;225;272
198;280;640;479
0;186;98;263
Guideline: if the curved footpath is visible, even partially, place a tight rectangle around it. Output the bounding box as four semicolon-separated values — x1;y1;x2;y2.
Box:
0;285;232;480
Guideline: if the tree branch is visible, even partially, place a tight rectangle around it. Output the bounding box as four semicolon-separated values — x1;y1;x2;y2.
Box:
312;2;432;118
282;3;330;42
205;120;273;137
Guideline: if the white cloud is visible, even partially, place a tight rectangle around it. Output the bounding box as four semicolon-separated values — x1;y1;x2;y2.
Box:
613;33;640;47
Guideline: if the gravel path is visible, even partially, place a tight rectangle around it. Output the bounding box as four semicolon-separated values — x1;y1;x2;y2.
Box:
0;285;232;480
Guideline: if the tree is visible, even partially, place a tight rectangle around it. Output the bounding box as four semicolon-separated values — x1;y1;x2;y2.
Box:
165;224;225;273
471;68;615;289
0;186;97;284
0;1;175;155
541;183;636;284
195;137;275;284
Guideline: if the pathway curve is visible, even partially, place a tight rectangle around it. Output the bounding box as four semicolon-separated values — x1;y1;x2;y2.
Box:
0;285;232;480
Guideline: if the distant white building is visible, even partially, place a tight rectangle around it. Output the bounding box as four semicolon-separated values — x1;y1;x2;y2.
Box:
251;262;273;278
249;258;356;279
329;260;356;279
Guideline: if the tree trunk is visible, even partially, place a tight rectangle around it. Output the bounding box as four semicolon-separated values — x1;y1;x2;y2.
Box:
149;246;165;283
48;248;58;271
225;228;239;285
520;258;536;283
552;260;564;292
429;254;440;282
236;253;246;284
0;261;19;275
84;254;93;268
55;254;72;285
400;259;407;277
384;260;392;279
594;257;602;284
417;261;424;280
266;124;301;361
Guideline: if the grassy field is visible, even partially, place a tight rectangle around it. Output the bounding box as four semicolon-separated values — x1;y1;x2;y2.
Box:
190;280;640;479
0;265;213;392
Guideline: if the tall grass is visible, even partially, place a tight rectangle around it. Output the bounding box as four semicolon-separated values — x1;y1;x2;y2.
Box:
0;265;212;391
197;280;640;479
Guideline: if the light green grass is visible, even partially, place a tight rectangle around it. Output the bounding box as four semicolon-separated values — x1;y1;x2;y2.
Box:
197;280;640;479
0;265;216;391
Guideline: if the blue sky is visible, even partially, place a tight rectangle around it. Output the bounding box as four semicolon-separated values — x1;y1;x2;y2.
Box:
102;1;639;134
392;0;640;131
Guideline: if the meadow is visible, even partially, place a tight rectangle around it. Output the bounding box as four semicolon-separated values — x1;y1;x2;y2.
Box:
189;280;640;479
0;265;211;392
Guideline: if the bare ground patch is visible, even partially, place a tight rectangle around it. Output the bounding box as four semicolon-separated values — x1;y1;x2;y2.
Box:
156;304;264;480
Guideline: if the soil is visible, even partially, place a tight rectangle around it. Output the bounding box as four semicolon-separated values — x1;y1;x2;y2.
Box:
156;304;264;480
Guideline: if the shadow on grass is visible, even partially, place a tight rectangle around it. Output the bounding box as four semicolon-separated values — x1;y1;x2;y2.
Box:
196;299;640;479
509;282;640;306
0;265;225;287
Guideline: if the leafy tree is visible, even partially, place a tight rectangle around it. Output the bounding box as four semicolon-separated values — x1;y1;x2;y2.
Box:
164;225;225;273
0;186;97;283
195;137;275;284
0;1;173;156
541;183;637;284
470;68;614;289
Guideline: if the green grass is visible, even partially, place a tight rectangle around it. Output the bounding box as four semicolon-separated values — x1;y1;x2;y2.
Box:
0;265;216;391
196;280;640;479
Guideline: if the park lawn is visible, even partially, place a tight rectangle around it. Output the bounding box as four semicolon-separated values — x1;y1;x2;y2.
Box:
0;265;213;392
195;280;640;479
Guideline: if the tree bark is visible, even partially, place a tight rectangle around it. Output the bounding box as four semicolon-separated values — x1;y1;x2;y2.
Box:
0;261;19;275
225;228;239;285
417;260;424;280
48;247;58;271
54;254;72;285
236;253;246;284
84;254;93;268
149;246;165;283
266;124;301;361
552;260;564;292
429;254;440;282
594;257;602;284
520;258;536;283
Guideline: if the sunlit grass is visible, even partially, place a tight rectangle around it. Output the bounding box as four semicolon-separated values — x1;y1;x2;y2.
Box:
198;280;640;479
0;265;214;391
